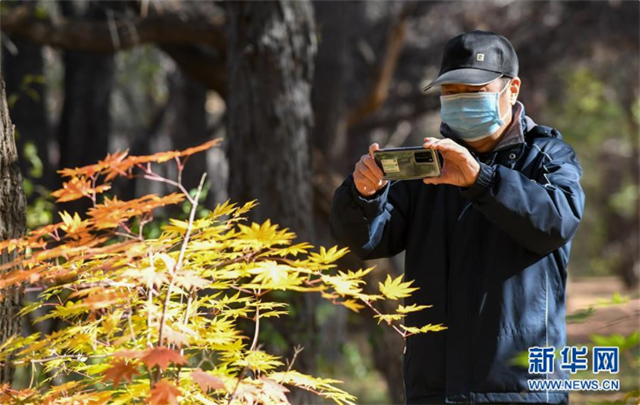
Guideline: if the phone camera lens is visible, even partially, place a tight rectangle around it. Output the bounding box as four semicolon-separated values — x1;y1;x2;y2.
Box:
415;151;434;163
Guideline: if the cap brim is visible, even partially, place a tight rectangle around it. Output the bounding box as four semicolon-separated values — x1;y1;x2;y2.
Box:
422;68;503;91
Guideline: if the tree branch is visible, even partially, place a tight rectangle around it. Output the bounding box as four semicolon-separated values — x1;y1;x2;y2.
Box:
160;45;227;97
345;2;417;130
1;4;226;53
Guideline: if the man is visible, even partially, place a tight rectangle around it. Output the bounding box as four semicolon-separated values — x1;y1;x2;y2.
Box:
329;30;585;404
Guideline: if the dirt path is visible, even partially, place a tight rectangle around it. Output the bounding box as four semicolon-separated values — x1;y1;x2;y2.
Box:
565;277;638;404
566;276;639;343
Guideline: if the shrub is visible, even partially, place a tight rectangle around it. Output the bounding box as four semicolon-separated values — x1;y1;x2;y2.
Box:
0;139;444;404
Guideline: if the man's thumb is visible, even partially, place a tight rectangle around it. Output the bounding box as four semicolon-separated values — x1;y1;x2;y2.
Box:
423;176;445;185
369;143;380;158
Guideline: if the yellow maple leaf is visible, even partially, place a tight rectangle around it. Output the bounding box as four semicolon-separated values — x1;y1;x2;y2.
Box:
59;211;89;235
308;246;349;265
323;275;363;296
399;323;448;335
374;313;405;325
378;274;419;300
340;299;365;313
397;304;433;314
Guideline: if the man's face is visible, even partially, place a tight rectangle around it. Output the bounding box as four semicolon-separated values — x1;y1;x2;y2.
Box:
439;77;521;153
440;79;513;119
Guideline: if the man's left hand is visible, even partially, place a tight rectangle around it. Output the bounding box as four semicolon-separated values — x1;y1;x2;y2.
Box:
422;137;480;187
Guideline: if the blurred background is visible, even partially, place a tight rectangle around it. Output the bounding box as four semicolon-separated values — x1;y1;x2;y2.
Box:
1;0;638;403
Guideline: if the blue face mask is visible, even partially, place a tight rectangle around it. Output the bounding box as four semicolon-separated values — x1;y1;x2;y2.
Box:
440;79;511;142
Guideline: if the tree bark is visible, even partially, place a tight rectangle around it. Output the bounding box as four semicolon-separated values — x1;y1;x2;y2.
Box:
1;3;225;53
2;3;53;194
0;76;28;385
226;1;317;402
1;1;228;96
310;0;355;165
227;0;316;249
135;68;212;206
55;1;116;217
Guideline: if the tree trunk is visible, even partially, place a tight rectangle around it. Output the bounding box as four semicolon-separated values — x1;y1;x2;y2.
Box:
226;1;317;403
56;0;115;217
0;76;28;385
227;1;316;241
311;1;359;167
2;0;53;194
165;70;210;203
133;67;215;206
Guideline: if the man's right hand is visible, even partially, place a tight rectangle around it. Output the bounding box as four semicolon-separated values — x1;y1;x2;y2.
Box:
353;143;388;197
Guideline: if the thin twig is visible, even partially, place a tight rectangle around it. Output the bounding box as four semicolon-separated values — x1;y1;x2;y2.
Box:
156;173;207;373
13;353;109;365
360;298;407;337
250;292;261;352
147;250;155;349
227;365;249;405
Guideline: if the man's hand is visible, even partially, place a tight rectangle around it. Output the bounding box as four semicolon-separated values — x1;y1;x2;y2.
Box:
353;143;388;197
422;137;480;187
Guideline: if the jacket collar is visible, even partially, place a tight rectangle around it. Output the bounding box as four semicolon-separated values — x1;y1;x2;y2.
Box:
439;101;537;155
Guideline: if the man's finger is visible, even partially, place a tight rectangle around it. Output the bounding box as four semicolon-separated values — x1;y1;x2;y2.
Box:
424;139;460;153
363;156;385;180
423;137;443;148
355;171;377;195
423;176;447;185
355;154;368;170
369;143;381;158
357;163;384;187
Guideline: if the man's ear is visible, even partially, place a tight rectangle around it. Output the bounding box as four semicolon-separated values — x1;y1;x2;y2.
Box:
509;77;521;105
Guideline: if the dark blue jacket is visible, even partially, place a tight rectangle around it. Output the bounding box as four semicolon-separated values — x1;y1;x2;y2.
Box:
329;113;585;404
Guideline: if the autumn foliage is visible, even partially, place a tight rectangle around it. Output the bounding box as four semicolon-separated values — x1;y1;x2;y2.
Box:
0;139;445;404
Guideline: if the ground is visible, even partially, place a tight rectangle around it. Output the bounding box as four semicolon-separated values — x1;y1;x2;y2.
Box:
567;276;639;342
566;276;639;404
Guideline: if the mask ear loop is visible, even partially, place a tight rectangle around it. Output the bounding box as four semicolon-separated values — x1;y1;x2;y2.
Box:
496;78;512;123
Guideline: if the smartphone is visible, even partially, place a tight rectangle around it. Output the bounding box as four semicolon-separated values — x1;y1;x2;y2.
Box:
373;146;442;180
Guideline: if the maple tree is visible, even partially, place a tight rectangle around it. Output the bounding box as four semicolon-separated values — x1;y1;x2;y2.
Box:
0;138;446;404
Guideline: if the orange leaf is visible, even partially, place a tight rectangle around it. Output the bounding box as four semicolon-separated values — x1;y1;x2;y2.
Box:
1;385;37;403
102;358;139;388
0;268;40;289
87;193;185;229
51;176;112;203
148;379;180;405
191;368;226;392
179;138;222;157
57;150;129;178
80;290;128;310
141;347;187;371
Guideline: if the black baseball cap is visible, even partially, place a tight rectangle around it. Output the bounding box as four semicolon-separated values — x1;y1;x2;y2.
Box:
423;30;518;91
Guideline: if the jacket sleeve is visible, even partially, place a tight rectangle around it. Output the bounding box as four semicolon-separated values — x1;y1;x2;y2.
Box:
460;140;585;256
329;173;410;260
